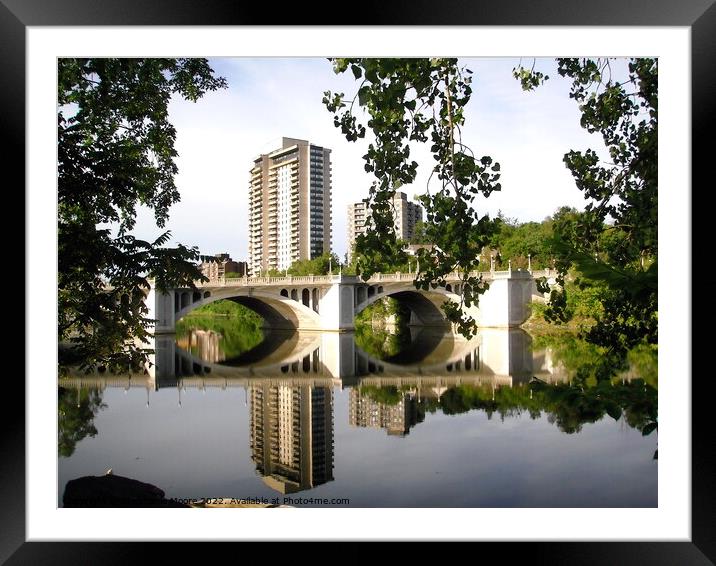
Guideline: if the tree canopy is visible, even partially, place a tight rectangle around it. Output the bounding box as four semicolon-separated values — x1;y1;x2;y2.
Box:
284;252;342;276
516;58;658;352
325;57;657;349
58;58;227;370
324;58;502;338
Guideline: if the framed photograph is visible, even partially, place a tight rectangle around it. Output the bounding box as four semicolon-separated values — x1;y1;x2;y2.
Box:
13;0;709;561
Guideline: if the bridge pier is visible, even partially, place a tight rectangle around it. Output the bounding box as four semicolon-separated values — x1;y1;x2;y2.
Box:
474;270;534;327
318;278;356;331
146;286;176;334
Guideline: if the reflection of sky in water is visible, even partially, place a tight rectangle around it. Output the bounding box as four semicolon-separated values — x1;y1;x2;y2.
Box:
58;384;656;507
58;329;657;508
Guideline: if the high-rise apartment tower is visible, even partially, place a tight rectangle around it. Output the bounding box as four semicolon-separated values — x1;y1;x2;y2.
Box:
347;191;423;262
248;137;332;275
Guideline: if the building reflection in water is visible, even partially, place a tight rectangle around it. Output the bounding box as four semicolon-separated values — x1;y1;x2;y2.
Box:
176;329;224;364
349;389;421;437
250;383;334;493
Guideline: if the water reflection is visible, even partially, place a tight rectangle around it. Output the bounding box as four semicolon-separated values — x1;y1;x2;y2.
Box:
250;384;333;493
176;329;224;363
349;388;421;436
58;386;107;457
59;323;657;503
151;327;566;384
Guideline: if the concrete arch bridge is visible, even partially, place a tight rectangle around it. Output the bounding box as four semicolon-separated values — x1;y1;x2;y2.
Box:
147;269;556;334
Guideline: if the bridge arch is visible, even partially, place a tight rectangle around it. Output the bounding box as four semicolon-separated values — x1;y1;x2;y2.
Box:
174;287;323;330
355;286;463;327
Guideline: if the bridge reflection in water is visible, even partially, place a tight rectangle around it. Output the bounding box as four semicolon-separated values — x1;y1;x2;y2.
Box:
59;328;571;495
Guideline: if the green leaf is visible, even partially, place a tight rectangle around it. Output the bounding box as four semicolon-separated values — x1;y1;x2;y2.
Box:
641;422;657;436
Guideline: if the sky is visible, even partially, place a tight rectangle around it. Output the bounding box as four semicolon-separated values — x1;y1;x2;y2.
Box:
130;57;613;262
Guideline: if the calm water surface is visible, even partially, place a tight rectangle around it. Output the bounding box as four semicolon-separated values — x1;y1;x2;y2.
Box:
59;320;657;507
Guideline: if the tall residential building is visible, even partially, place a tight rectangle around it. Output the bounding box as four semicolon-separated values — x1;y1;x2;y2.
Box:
347;191;423;261
250;383;334;494
248;137;332;275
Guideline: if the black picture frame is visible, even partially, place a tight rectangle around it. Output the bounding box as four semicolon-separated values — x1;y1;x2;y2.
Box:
9;0;709;561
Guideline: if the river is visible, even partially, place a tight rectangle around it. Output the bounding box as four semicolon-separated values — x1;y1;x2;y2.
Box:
58;311;657;508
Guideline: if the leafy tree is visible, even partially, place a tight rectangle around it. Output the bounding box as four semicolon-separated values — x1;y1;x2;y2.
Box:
58;58;227;371
500;223;548;268
516;58;657;352
286;252;341;276
409;220;432;245
324;58;502;338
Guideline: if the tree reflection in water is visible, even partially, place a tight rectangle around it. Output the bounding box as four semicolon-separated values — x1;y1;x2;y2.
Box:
58;387;107;457
353;304;657;437
175;300;264;362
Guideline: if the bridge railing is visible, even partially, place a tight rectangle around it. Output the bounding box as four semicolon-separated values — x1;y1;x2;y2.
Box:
194;274;337;287
189;268;557;288
529;269;558;279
